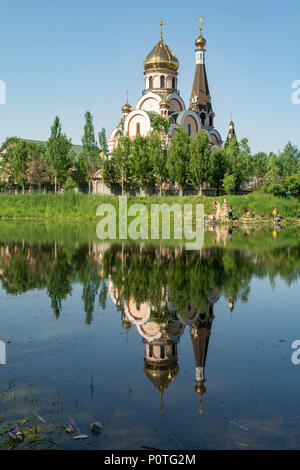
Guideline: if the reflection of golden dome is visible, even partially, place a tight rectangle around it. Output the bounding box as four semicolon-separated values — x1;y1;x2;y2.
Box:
195;33;206;51
144;362;179;395
195;380;206;397
122;319;132;331
144;39;179;72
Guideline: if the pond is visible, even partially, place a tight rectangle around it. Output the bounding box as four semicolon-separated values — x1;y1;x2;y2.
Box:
0;221;300;450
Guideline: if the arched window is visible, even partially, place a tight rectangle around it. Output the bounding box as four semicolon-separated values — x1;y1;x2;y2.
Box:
136;122;140;135
209;115;213;127
160;75;165;88
160;346;165;359
200;112;206;126
149;77;153;89
188;123;191;136
172;77;176;89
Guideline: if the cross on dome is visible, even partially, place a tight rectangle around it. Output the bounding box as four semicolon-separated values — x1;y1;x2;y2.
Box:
156;19;166;40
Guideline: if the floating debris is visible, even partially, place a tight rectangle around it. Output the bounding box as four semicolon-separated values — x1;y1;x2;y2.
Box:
237;442;249;447
90;421;102;436
8;428;24;442
65;424;74;433
73;434;89;440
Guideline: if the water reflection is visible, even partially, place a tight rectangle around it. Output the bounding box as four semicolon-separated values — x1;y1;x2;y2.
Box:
110;280;218;413
1;225;300;448
1;230;300;403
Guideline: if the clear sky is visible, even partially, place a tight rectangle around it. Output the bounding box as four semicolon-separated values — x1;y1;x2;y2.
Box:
0;0;299;154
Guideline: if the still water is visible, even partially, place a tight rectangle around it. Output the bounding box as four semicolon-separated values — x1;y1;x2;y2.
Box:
0;222;300;450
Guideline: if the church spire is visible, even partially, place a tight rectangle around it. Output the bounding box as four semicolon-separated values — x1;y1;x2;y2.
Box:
190;17;213;126
226;116;236;142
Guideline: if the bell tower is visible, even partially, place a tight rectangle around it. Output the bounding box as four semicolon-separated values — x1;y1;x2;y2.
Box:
190;17;214;129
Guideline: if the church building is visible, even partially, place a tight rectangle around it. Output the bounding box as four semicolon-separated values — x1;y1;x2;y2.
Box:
108;18;223;155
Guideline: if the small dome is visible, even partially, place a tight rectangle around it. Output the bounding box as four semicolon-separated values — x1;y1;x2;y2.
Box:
159;94;170;108
195;33;206;51
122;101;133;114
144;38;179;72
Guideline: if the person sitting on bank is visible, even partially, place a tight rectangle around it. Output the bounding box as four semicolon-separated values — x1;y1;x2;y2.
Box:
273;207;278;222
228;206;233;221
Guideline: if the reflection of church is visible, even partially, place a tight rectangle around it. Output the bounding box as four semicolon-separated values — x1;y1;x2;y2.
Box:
108;17;224;155
108;279;220;412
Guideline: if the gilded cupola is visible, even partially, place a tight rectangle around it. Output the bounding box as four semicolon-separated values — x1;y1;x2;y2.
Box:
144;20;179;72
195;16;207;51
122;92;133;114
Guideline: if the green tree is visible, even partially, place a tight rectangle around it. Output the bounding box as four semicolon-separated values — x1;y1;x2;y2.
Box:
168;127;191;196
225;138;252;193
47;117;73;192
222;174;236;194
189;130;211;195
209;147;228;195
13;140;29;192
98;128;109;193
26;143;51;191
131;135;153;194
151;115;171;135
278;142;300;177
149;132;168;196
81;111;100;193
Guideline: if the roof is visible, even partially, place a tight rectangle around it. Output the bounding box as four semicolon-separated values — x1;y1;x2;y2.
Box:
190;63;212;114
24;139;83;157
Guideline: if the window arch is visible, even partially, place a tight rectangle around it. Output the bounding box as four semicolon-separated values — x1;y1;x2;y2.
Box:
200;112;206;126
172;77;176;89
149;77;153;89
188;123;191;136
136;122;140;135
209;115;213;127
160;75;165;88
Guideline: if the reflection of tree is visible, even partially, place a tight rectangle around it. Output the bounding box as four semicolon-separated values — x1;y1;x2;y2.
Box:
46;254;73;318
1;233;300;323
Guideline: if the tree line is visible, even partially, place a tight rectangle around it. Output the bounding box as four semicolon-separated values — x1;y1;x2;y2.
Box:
0;112;108;193
105;115;300;196
1;112;300;196
1;237;300;323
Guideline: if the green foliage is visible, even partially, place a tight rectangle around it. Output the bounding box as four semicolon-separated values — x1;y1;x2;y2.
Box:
209;147;227;193
151;115;171;135
131;135;153;190
148;132;168;195
168;126;191;194
189;130;211;192
47;116;74;191
223;174;236;195
224;138;253;192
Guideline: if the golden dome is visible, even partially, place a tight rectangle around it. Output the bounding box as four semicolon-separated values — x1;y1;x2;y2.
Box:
122;102;133;114
159;94;170;108
195;16;206;51
122;92;133;114
195;33;206;51
144;39;179;72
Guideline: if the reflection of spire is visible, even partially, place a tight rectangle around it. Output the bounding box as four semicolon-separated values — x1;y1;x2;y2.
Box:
122;312;132;342
228;297;234;320
195;379;206;415
190;304;215;414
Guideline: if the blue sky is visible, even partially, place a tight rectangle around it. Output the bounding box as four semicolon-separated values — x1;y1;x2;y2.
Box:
0;0;299;153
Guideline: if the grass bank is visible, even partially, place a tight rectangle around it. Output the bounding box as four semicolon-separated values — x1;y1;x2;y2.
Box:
0;191;299;221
